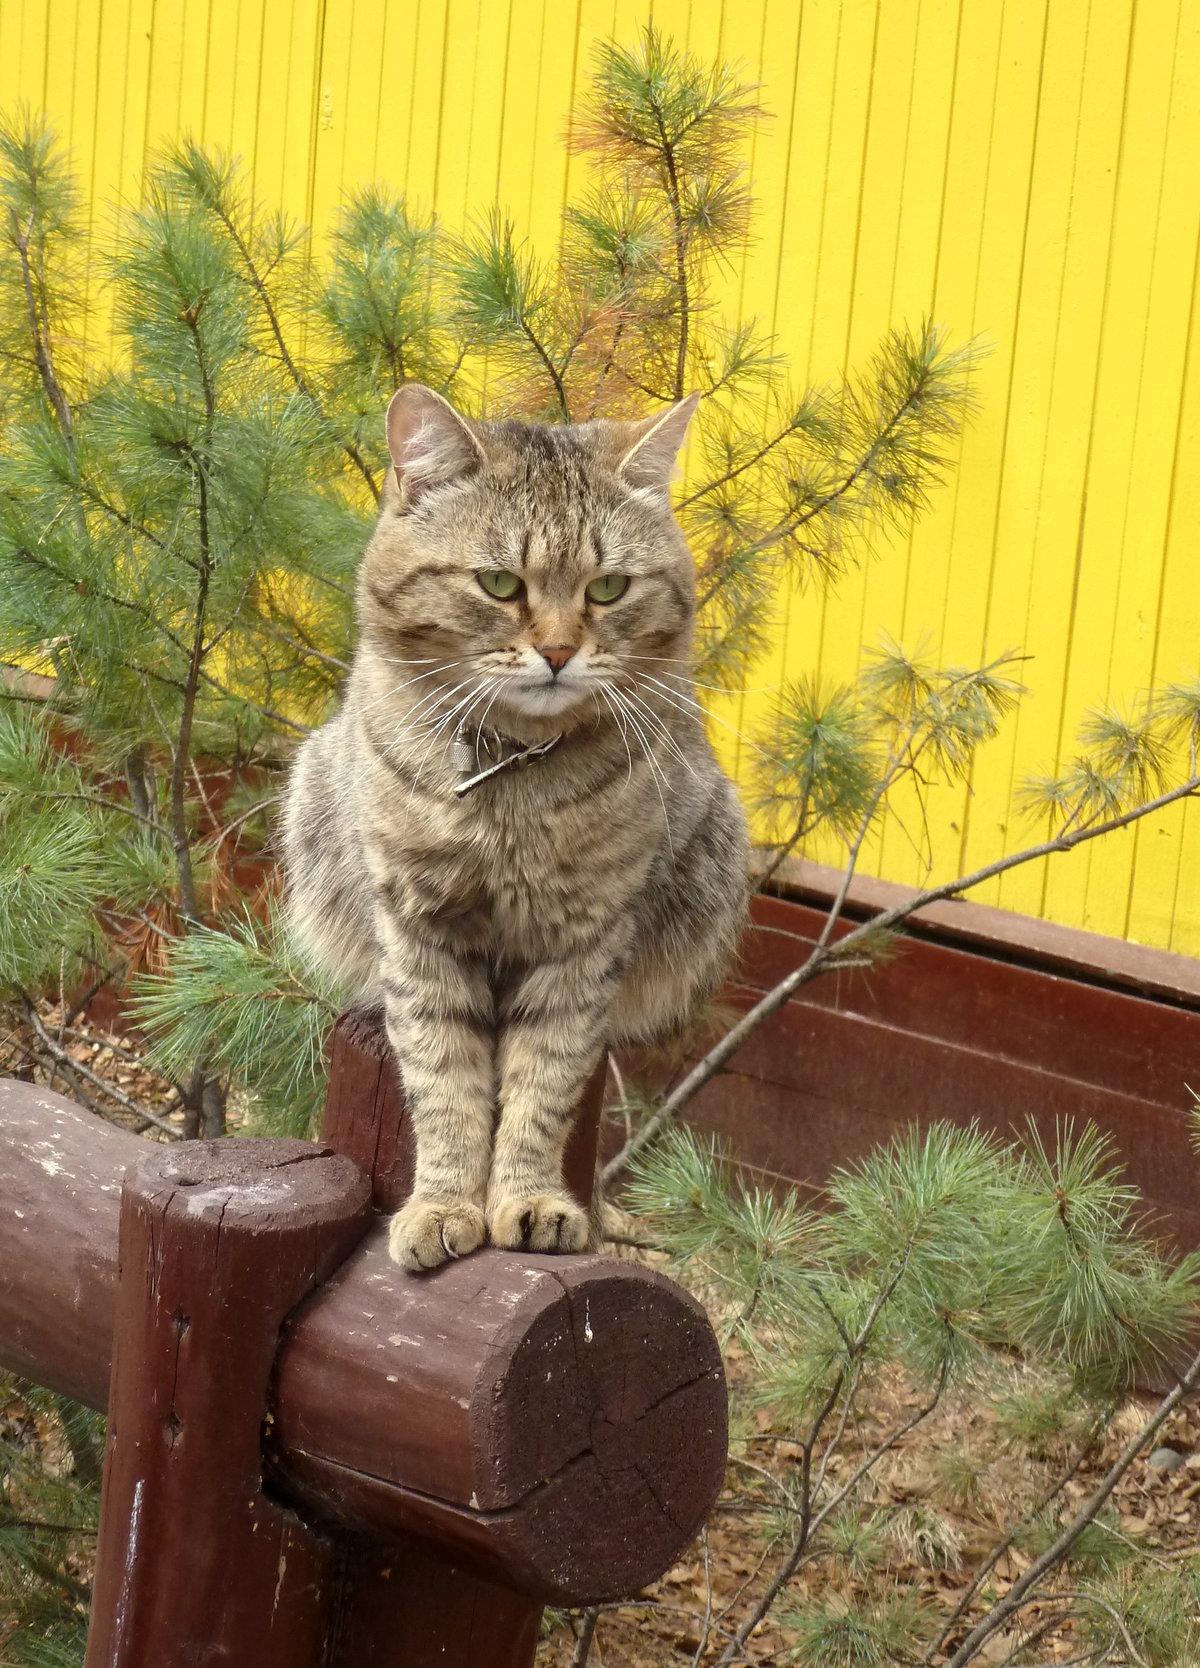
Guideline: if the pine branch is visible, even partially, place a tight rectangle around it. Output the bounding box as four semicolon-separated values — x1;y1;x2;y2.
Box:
8;205;74;452
17;785;162;834
648;110;690;399
520;315;571;420
712;1349;953;1667
944;1340;1200;1668
169;486;210;924
922;1413;1112;1663
604;770;1200;1184
677;412;799;510
164;287;216;926
205;192;380;502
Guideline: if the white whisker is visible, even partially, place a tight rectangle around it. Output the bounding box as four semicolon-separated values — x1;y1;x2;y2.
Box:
358;657;474;715
613;655;779;697
609;686;674;858
349;675;480;794
469;680;506;765
404;678;496;817
618;686;697;777
625;670;769;758
598;682;635;789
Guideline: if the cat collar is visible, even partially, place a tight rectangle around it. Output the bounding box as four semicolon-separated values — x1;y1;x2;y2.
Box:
452;726;564;798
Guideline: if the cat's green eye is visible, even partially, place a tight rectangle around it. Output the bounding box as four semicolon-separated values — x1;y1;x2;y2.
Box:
585;573;630;605
478;570;523;600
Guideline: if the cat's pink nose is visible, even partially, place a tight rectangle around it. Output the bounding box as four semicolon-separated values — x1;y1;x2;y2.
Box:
538;645;577;674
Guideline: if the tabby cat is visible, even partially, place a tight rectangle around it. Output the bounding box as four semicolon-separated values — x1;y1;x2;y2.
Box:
283;384;748;1270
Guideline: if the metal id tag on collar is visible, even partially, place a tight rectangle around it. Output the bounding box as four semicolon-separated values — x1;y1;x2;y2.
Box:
453;726;564;798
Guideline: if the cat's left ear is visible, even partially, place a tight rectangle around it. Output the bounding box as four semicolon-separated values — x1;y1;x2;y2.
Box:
386;384;485;507
617;392;702;498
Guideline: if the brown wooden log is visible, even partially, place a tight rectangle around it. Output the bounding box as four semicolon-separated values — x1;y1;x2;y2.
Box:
268;1233;724;1600
0;1080;727;1607
328;1543;544;1668
84;1139;370;1668
318;1008;610;1662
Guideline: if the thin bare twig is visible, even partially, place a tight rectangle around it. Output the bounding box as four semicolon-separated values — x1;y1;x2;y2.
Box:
604;771;1200;1184
712;1352;952;1667
1056;1592;1150;1668
570;1606;601;1667
924;1411;1112;1663
21;998;182;1139
945;1341;1200;1668
690;1527;714;1667
204;793;283;849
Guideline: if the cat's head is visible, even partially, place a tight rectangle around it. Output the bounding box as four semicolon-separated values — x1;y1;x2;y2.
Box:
358;384;699;729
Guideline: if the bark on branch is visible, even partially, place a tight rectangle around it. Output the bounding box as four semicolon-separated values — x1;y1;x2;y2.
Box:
604;771;1200;1185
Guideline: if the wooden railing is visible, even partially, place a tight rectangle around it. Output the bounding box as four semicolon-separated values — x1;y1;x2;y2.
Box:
0;1011;727;1667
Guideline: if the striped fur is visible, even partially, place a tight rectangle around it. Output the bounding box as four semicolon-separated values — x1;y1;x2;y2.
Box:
283;386;748;1270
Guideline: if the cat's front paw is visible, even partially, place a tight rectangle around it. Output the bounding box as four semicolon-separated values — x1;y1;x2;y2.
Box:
388;1197;487;1271
488;1192;589;1254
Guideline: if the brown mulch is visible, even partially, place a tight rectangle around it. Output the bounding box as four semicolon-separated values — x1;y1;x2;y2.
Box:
0;997;249;1137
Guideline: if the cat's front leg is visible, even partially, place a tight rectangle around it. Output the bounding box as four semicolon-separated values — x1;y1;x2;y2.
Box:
378;925;496;1271
488;948;618;1253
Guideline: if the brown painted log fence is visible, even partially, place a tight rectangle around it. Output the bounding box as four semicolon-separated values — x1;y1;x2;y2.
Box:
0;1010;727;1667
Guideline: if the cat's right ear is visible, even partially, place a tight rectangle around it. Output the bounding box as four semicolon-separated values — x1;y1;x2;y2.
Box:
386;385;484;508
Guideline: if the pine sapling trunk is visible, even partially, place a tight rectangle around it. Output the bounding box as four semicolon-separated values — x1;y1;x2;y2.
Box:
168;300;224;1137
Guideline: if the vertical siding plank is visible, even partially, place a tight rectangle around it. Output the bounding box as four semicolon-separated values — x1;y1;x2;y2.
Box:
1042;0;1184;936
403;0;452;212
42;0;79;147
992;0;1133;919
433;0;483;227
521;0;582;256
251;0;323;223
818;0;917;879
229;0;267;172
142;0;183;160
964;0;1093;921
866;0;964;889
0;5;23;113
747;1;844;845
17;0;50;108
202;0;239;145
929;0;1046;901
721;0;806;783
1095;1;1200;945
340;0;387;186
800;0;879;869
372;0;423;190
307;0;354;242
459;0;513;221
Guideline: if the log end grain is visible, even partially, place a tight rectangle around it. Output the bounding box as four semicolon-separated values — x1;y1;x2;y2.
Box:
269;1229;728;1604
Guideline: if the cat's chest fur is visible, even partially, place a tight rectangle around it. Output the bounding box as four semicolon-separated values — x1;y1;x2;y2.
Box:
362;734;660;960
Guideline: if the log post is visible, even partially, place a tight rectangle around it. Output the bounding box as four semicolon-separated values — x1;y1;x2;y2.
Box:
318;1010;609;1667
0;1076;727;1662
321;1007;608;1212
84;1139;370;1668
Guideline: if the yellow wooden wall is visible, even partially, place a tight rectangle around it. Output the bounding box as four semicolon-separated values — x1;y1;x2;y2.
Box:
3;0;1200;956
